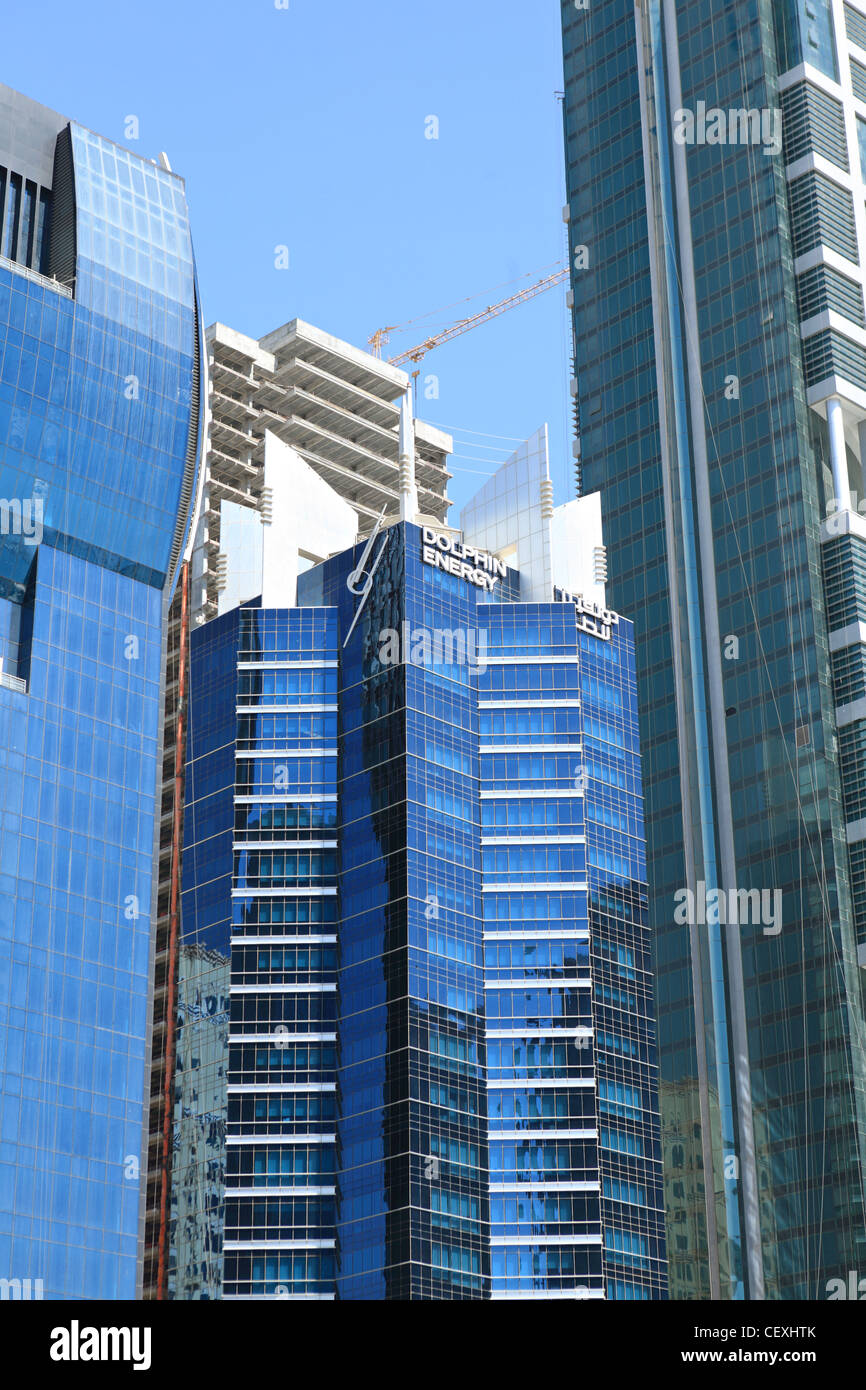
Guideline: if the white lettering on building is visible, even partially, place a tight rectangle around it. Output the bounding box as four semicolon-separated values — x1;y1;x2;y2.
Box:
421;528;507;593
555;586;620;641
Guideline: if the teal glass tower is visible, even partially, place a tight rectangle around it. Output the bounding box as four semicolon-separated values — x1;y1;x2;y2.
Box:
562;0;866;1299
0;85;202;1299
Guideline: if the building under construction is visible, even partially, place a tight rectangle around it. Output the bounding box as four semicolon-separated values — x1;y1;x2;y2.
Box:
143;319;453;1297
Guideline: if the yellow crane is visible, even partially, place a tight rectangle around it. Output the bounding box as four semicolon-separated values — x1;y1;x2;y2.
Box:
369;266;569;367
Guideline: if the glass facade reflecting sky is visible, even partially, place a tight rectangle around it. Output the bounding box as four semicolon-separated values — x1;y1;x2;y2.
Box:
478;599;665;1299
0;87;201;1300
174;521;666;1300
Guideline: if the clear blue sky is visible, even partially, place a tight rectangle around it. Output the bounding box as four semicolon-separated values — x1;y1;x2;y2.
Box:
3;0;572;516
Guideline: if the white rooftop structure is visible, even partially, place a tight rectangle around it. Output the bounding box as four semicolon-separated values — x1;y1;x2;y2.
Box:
460;423;608;608
217;433;357;614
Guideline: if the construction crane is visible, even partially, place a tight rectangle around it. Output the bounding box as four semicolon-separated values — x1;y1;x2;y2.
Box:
369;267;569;367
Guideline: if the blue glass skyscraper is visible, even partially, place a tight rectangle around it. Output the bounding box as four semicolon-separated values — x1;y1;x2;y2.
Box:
172;431;666;1299
0;85;202;1299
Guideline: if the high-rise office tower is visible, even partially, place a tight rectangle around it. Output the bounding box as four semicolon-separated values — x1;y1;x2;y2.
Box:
561;0;866;1298
145;319;453;1295
169;420;666;1299
0;84;202;1299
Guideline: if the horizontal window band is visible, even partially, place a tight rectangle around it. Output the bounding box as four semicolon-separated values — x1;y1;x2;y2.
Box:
482;656;580;665
236;749;338;759
233;841;337;851
228;1034;337;1044
230;983;336;993
480;744;583;754
479;700;581;709
480;789;584;799
489;1234;602;1247
487;1028;593;1039
236;706;338;714
489;1129;598;1142
484;931;589;941
231;888;338;898
835;698;866;726
237;661;339;670
224;1187;336;1198
489;1290;604;1301
226;1084;336;1094
480;836;586;846
230;937;337;946
236;795;337;803
489;1073;594;1084
489;1181;600;1193
482;883;588;893
223;1240;336;1251
225;1134;336;1145
222;1294;337;1302
484;978;591;990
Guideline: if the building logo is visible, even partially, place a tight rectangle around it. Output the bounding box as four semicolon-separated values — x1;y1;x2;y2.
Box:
421;528;506;592
344;507;390;647
555;586;620;641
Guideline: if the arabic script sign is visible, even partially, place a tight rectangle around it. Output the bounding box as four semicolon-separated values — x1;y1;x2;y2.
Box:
554;586;620;641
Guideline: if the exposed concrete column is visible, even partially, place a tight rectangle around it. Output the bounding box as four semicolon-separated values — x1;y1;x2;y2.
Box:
828;397;850;509
399;383;418;522
857;420;866;499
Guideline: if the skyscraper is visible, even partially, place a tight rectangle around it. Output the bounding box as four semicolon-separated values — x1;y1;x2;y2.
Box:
170;422;666;1299
561;0;866;1298
146;318;453;1295
0;84;202;1299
